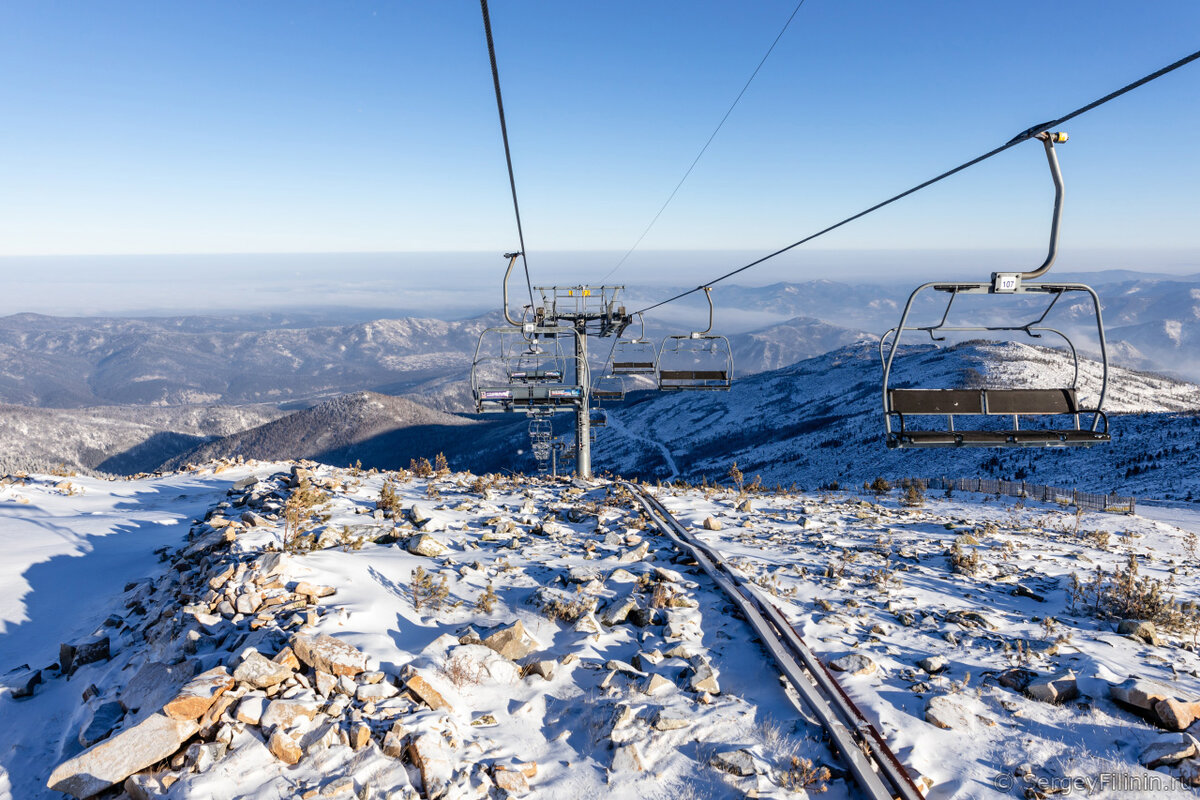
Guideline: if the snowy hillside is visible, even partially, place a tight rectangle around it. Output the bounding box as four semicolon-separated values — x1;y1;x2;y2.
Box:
592;342;1200;501
2;463;1198;798
0;403;285;476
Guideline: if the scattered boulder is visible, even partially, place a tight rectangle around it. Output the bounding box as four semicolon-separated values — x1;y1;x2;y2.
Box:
686;656;720;694
1110;676;1176;712
163;667;234;721
1155;698;1200;731
1118;619;1162;646
701;516;723;531
525;660;556;680
79;701;126;748
481;620;541;661
408;534;450;558
651;709;691;731
8;667;42;699
997;668;1039;693
240;511;269;528
267;729;303;764
293;582;335;602
1025;671;1079;705
710;749;757;776
404;672;453;713
917;656;948;675
735;497;753;513
290;633;368;677
60;636;110;676
232;475;259;491
47;714;200;798
235;695;267;725
1138;733;1198;769
643;674;673;695
409;731;455;799
233;651;294;689
829;653;877;677
259;698;320;731
493;765;530;793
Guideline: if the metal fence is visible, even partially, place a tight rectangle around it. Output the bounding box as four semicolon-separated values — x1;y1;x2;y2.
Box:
923;476;1136;514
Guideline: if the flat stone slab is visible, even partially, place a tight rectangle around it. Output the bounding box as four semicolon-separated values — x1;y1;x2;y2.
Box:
47;713;200;798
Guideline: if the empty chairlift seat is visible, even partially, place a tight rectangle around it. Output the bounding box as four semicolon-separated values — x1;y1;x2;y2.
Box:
879;130;1110;450
886;387;1110;448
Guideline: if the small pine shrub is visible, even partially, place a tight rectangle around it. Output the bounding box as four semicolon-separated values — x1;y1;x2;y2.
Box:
411;566;449;611
377;478;402;518
282;480;332;554
475;582;498;613
410;458;434;478
434;452;450;477
870;477;891;497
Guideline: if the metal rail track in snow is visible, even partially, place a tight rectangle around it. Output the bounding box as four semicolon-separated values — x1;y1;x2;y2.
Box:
623;481;923;800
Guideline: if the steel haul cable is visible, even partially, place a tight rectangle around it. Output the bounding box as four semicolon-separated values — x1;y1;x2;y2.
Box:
480;0;536;311
635;46;1200;315
599;0;809;285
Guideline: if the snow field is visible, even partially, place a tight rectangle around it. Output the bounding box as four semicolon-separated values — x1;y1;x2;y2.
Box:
654;485;1200;798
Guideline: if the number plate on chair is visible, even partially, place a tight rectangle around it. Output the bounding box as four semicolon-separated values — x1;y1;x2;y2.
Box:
992;273;1020;293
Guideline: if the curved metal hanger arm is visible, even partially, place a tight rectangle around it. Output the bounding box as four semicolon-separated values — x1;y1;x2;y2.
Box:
1021;132;1066;280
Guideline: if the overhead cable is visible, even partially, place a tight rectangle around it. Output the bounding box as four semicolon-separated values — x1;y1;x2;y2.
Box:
635;46;1200;315
598;0;809;284
480;0;536;311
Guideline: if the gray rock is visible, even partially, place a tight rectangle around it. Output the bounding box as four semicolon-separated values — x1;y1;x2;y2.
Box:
686;656;720;694
602;595;639;627
481;620;541;661
232;476;259;491
1118;619;1162;646
240;511;269;527
828;653;877;676
60;636;110;676
8;667;42;699
1110;676;1177;711
1025;671;1079;705
651;709;691;731
701;516;723;531
917;656;948;675
1139;733;1198;769
79;701;125;748
407;534;449;558
710;749;757;776
997;668;1038;693
233;651;294;689
47;714;200;798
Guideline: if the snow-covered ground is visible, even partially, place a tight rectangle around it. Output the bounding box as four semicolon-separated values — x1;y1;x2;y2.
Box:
656;485;1200;798
2;463;1198;798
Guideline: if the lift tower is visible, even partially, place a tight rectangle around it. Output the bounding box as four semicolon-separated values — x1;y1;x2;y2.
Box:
529;284;629;478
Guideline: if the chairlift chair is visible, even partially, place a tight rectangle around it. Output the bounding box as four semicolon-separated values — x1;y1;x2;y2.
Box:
611;313;658;375
591;372;626;402
471;324;588;413
657;287;733;391
879;132;1110;449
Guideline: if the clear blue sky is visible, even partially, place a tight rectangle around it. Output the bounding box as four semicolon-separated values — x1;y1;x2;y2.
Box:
0;1;1197;310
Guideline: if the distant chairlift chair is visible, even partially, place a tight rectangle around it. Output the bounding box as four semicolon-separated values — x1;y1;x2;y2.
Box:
657;287;733;391
471;325;587;413
612;313;658;376
879;131;1110;448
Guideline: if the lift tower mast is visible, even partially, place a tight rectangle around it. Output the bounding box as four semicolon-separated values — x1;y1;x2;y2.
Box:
531;285;630;478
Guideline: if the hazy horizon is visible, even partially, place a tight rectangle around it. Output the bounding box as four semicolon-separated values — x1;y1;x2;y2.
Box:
2;248;1197;319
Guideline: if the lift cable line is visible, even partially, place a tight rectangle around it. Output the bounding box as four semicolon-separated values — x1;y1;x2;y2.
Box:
598;0;809;285
633;46;1200;316
480;0;536;312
